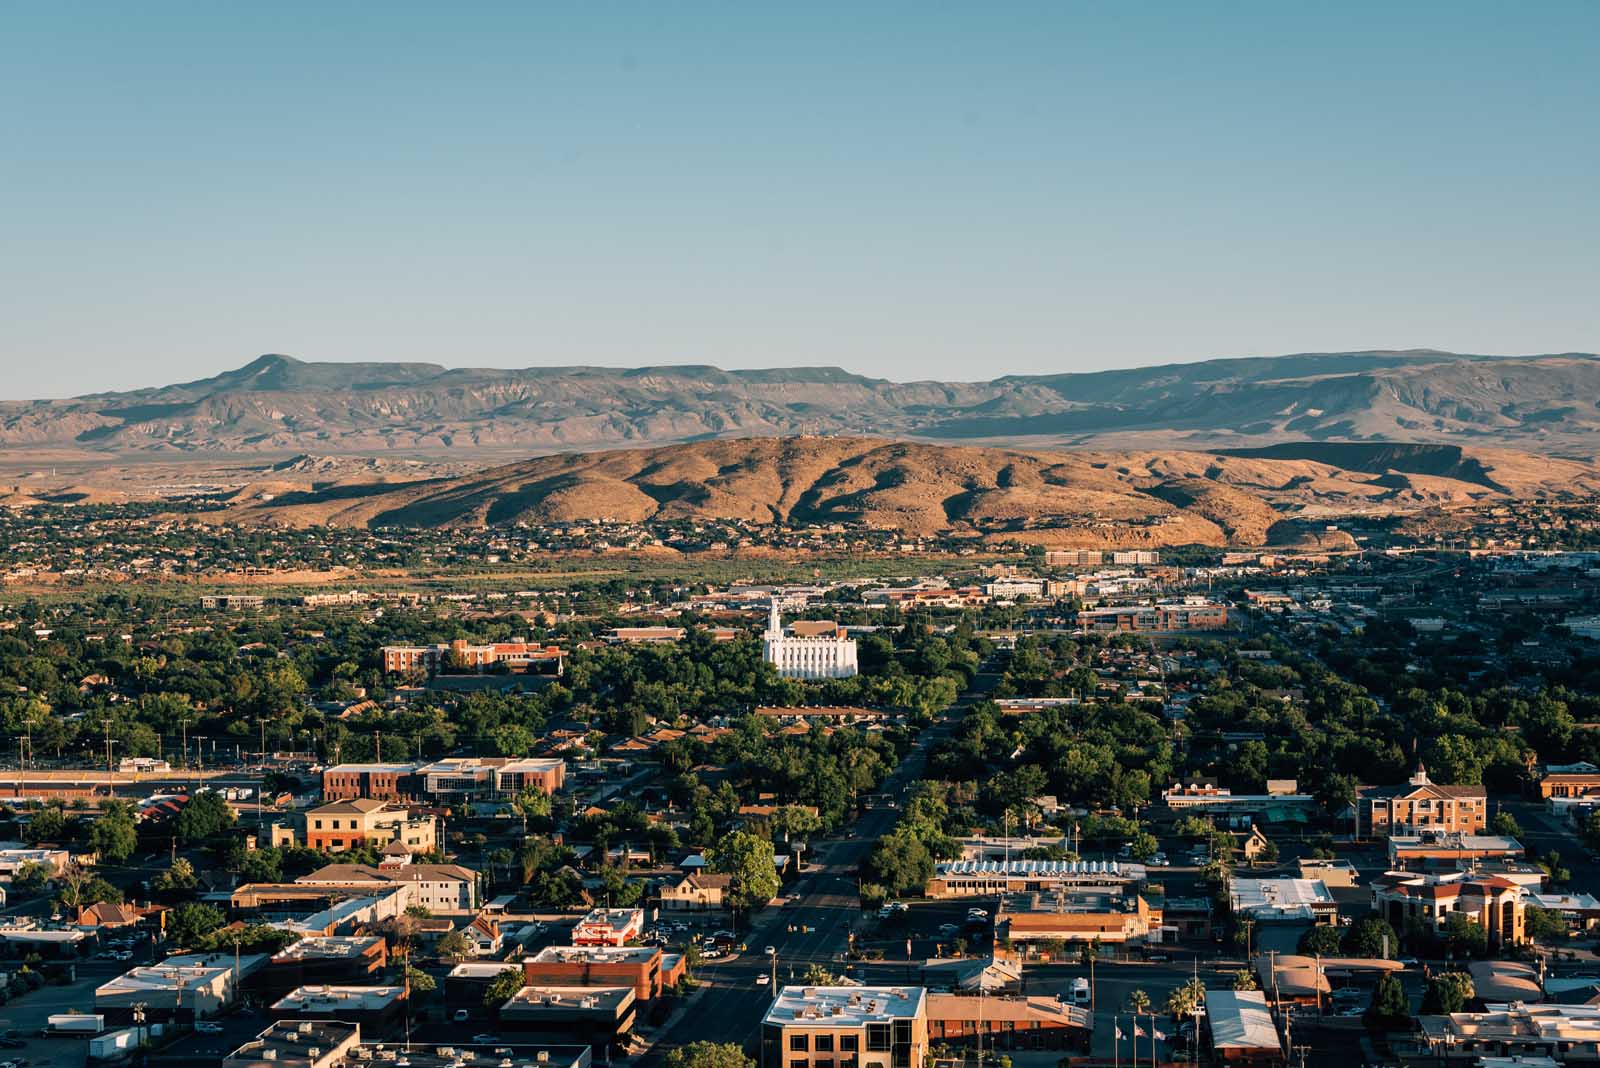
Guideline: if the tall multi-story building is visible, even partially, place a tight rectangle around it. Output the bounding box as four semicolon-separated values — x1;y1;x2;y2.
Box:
1358;765;1487;838
762;986;926;1068
763;603;858;680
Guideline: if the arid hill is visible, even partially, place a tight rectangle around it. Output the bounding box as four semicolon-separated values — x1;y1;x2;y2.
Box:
211;437;1600;548
7;350;1600;457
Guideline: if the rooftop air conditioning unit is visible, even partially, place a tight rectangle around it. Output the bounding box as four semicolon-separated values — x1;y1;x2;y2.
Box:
264;1052;278;1061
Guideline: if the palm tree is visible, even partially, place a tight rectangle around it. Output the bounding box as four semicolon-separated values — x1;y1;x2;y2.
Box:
1126;989;1151;1014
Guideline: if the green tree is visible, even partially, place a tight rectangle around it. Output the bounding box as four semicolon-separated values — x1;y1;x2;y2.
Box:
1125;989;1151;1014
483;967;524;1008
436;930;473;962
1490;811;1524;839
1367;972;1411;1027
1230;969;1259;991
665;1042;755;1068
11;860;51;895
151;858;198;897
708;830;781;914
23;806;67;845
1298;925;1344;956
1421;973;1474;1015
167;902;225;948
1524;905;1568;942
1441;914;1488;958
175;791;235;841
406;966;437;997
864;831;934;899
1166;978;1206;1020
1343;915;1398;958
88;801;138;862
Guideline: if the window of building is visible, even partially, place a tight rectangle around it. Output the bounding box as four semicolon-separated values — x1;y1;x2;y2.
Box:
790;1035;810;1052
815;1036;834;1053
866;1024;891;1052
839;1036;859;1053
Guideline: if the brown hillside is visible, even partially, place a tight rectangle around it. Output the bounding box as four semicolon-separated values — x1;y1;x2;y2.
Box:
209;436;1600;547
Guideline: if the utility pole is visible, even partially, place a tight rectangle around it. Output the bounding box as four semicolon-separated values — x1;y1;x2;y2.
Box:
103;717;114;774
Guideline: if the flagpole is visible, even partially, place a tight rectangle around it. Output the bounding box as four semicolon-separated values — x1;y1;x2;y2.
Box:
1113;1013;1119;1068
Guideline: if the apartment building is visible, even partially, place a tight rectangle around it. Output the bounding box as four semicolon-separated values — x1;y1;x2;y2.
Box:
522;946;666;1001
761;987;927;1068
1357;765;1487;838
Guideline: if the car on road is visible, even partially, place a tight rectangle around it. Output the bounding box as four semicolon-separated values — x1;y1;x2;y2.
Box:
1338;1006;1365;1017
764;945;776;956
471;1035;499;1045
938;923;959;934
966;908;987;919
194;1023;224;1035
1149;853;1169;867
756;975;770;985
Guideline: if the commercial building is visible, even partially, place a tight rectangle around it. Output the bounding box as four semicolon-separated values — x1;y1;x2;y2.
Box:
996;890;1162;946
1206;990;1283;1067
1228;878;1338;925
416;757;565;801
1371;870;1526;948
1387;833;1523;869
223;1021;361;1068
1539;762;1600;800
1417;1003;1600;1062
926;859;1143;900
497;985;636;1054
924;993;1091;1053
296;863;478;912
320;763;424;803
381;639;565;676
266;936;388;993
571;907;644;947
302;799;436;853
761;986;927;1068
1357;765;1487;838
96;952;269;1020
268;985;407;1034
522;946;667;1001
763;604;858;679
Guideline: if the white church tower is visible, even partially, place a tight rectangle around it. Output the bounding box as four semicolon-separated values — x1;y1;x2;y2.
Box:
762;601;859;680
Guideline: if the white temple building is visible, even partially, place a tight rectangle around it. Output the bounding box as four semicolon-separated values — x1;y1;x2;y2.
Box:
762;602;859;679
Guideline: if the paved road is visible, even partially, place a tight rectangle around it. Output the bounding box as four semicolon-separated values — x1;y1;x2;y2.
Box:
642;668;1000;1064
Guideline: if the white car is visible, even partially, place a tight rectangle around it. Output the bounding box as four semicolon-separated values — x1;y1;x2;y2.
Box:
756;975;771;985
194;1022;224;1035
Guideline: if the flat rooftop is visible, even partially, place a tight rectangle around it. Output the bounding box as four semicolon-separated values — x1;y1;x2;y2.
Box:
501;986;633;1014
765;986;926;1026
1230;877;1335;910
224;1020;358;1068
272;985;405;1012
272;936;385;961
529;945;658;965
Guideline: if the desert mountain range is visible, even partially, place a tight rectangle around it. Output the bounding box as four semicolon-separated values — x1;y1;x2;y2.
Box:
6;350;1600;456
214;436;1600;548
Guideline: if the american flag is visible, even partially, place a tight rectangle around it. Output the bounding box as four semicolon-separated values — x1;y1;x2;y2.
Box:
1134;1024;1147;1037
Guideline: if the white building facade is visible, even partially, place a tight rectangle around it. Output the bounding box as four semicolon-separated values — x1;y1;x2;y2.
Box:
762;603;858;680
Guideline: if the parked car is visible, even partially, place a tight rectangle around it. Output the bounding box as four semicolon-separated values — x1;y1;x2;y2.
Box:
194;1023;224;1035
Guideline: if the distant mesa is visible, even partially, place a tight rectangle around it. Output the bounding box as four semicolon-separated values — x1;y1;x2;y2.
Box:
5;349;1600;456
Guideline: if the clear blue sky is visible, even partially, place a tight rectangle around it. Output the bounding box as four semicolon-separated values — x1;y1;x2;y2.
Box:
3;2;1596;398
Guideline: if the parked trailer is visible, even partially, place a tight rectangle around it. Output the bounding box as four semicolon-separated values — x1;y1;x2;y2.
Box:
43;1014;105;1036
89;1027;140;1060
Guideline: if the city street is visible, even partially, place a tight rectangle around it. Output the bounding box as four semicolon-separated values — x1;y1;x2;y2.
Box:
641;669;998;1064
